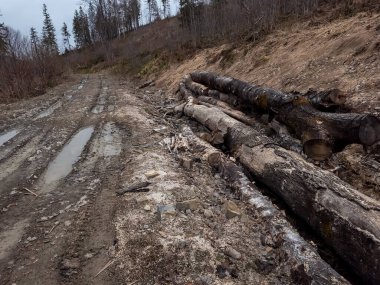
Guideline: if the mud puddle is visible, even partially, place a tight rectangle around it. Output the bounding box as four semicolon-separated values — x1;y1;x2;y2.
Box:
0;219;29;260
0;129;20;148
42;126;94;185
35;101;62;119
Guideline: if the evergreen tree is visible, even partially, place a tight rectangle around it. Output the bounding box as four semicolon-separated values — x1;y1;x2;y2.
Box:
61;22;71;52
161;0;170;18
73;7;92;48
30;27;40;54
0;22;7;53
0;12;8;53
147;0;160;23
41;4;58;54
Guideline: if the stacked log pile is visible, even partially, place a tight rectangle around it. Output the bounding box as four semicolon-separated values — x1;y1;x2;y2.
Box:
176;72;380;284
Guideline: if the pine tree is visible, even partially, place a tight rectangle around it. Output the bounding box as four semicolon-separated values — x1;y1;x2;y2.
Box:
161;0;170;18
0;22;7;53
73;7;92;49
30;27;40;54
61;22;71;52
41;4;58;54
147;0;160;23
0;12;8;53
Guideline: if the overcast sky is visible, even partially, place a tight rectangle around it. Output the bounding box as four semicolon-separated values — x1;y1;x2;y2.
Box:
0;0;82;48
0;0;179;50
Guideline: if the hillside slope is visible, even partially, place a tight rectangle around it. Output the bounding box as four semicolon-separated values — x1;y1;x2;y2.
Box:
158;11;380;113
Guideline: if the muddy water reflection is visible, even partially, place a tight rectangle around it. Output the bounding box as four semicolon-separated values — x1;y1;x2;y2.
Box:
44;126;94;184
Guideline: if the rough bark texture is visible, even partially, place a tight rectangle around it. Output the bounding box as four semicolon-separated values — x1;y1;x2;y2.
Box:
180;99;380;285
189;72;380;160
181;127;349;284
303;89;347;110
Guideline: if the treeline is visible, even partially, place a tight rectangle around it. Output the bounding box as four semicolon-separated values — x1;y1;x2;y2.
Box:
0;4;62;102
71;0;171;49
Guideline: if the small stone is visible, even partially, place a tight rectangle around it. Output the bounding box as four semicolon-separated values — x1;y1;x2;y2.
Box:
144;205;151;211
223;201;241;219
176;199;201;212
27;236;37;242
84;253;94;259
181;157;193;170
204;209;213;218
185;209;192;215
157;204;176;220
61;258;80;270
145;170;160;179
224;247;242;259
64;220;72;227
135;196;149;204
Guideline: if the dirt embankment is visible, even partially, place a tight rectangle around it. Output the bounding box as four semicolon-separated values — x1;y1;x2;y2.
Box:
158;11;380;114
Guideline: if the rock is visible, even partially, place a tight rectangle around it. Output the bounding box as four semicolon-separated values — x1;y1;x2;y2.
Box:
181;157;193;170
61;258;80;270
64;220;72;227
224;247;242;259
145;170;160;179
223;201;241;219
176;199;201;212
26;236;37;242
157;204;176;220
135;196;149;204
144;205;151;211
204;209;213;218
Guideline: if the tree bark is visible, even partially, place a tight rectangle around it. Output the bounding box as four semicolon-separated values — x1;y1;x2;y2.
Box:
303;88;347;110
181;99;380;285
190;72;380;160
180;127;349;284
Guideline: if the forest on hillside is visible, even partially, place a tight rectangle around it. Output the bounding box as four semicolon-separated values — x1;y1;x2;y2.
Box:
0;0;378;102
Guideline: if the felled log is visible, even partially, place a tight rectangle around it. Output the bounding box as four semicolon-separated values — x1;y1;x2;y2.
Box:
180;99;380;285
180;126;348;284
184;77;239;106
303;88;347;110
190;72;380;160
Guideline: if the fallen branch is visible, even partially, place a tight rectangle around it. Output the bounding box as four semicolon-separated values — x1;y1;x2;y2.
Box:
22;187;39;197
95;259;115;277
116;181;151;196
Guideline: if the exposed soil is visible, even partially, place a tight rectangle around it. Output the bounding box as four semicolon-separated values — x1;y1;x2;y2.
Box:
0;10;379;285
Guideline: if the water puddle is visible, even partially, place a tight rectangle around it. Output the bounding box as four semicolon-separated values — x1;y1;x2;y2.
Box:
0;129;20;147
43;126;94;184
0;218;29;260
35;101;62;119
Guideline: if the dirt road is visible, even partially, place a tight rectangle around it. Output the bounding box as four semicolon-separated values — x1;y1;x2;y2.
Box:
0;74;353;284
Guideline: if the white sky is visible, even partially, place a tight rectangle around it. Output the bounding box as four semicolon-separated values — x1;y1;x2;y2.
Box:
0;0;82;47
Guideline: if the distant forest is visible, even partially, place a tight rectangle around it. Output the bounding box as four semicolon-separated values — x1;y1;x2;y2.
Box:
0;0;378;102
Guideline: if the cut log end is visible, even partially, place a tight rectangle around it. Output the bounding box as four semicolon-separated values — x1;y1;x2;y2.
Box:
303;139;333;161
359;115;380;146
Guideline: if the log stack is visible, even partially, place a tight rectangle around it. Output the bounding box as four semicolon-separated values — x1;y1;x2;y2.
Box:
188;72;380;161
177;73;380;284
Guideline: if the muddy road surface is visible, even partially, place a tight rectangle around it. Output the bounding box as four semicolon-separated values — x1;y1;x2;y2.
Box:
0;74;355;284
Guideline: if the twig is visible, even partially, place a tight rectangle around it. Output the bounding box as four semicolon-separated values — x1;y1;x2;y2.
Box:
48;221;60;233
22;187;39;197
95;259;115;277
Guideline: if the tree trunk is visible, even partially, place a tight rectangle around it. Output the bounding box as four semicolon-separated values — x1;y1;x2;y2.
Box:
181;99;380;285
303;88;347;110
190;72;380;160
180;127;349;284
